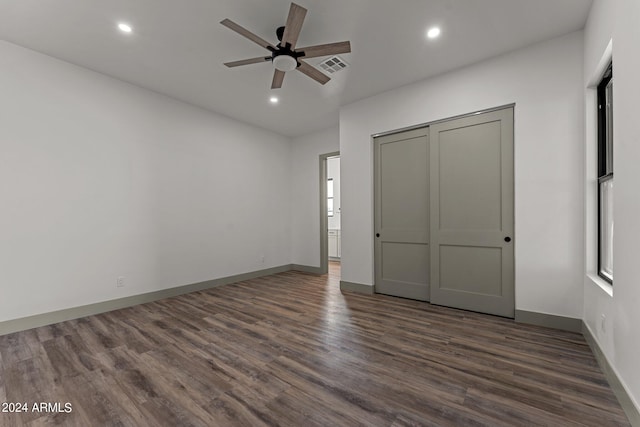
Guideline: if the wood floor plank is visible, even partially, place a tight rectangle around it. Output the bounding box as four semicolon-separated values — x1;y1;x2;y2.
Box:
0;351;5;403
0;332;33;367
33;322;69;343
59;370;138;426
463;387;585;427
0;262;631;426
81;366;150;427
203;391;274;427
140;346;233;399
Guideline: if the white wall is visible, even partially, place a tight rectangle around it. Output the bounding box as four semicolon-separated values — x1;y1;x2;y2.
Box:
327;157;341;230
0;41;292;322
290;128;339;268
583;0;640;413
340;31;585;319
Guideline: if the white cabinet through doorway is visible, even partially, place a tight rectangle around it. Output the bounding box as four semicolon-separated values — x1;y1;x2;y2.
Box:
328;229;341;259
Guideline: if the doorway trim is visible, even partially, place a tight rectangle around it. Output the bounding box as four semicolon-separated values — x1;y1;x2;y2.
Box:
319;151;340;275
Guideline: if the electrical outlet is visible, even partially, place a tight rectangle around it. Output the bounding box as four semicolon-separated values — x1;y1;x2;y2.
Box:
116;276;125;288
261;255;265;264
600;314;606;333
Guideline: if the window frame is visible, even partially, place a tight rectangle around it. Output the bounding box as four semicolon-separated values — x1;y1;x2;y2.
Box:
597;62;613;284
327;178;334;217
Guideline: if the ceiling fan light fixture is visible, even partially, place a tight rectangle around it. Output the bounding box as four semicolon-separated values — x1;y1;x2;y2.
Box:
273;55;298;72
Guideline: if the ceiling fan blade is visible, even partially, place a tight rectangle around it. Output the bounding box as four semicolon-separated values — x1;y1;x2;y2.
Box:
280;3;307;49
298;41;351;59
271;70;286;89
220;19;275;50
224;56;271;67
297;61;330;85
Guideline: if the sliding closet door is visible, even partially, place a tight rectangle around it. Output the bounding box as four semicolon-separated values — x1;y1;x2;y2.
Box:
429;108;514;317
374;128;429;301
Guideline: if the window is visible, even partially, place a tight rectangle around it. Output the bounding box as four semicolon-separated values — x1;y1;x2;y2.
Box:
327;178;334;217
597;62;613;283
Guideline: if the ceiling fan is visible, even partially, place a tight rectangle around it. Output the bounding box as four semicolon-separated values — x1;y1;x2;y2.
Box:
220;2;351;89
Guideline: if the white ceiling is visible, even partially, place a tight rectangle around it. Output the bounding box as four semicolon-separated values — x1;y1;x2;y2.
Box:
0;0;592;137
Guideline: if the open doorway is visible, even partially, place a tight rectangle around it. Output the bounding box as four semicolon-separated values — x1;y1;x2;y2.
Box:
319;152;340;279
327;156;341;268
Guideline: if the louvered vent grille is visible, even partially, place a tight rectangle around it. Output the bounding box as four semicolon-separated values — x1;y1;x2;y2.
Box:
318;56;349;74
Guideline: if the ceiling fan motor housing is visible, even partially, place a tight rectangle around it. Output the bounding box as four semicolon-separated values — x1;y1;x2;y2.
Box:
271;40;304;71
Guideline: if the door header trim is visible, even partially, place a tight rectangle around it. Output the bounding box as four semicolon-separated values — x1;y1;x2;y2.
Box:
372;103;516;139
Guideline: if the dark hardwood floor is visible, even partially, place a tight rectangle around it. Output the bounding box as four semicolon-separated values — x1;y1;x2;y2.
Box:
0;262;630;426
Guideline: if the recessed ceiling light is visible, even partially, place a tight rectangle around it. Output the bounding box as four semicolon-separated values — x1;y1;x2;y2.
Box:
270;97;279;104
118;23;133;33
427;27;441;39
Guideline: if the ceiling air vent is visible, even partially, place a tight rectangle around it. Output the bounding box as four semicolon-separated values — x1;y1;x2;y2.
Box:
317;56;349;74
